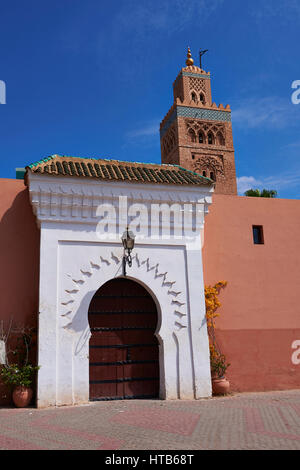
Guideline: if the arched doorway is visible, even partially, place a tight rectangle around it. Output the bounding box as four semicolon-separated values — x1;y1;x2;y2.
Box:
88;278;159;401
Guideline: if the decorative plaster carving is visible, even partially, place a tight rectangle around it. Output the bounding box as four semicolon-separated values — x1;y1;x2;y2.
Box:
162;125;177;156
61;251;187;334
193;155;224;176
27;173;213;226
186;120;225;143
188;77;206;93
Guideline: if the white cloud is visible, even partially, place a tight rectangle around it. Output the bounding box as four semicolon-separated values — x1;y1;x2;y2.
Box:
122;119;160;151
237;170;300;195
115;0;224;36
262;172;300;191
231;96;299;130
125;121;159;140
251;0;300;22
236;176;263;194
282;140;300;150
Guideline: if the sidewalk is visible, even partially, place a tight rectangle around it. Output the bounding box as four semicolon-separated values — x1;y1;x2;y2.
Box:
0;389;300;450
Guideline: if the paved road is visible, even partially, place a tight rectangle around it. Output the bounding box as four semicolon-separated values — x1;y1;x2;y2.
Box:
0;389;300;450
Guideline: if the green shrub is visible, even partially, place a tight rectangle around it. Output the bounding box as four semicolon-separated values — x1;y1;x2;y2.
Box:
0;363;40;388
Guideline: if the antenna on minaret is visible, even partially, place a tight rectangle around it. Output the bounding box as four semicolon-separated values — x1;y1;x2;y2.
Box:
199;49;208;69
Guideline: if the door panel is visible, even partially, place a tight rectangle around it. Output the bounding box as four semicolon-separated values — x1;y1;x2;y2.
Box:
88;278;159;400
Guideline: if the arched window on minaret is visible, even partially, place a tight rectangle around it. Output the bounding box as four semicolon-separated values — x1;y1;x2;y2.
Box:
191;92;197;102
210;171;215;181
199;132;204;144
216;132;225;146
199;93;205;105
203;170;207;177
208;132;215;145
188;129;196;142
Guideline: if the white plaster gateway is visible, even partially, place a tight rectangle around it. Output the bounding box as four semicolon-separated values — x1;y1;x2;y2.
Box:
27;171;214;407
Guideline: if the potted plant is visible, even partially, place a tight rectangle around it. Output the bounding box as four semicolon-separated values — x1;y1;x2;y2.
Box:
0;324;39;407
0;363;40;407
205;281;231;395
209;345;230;395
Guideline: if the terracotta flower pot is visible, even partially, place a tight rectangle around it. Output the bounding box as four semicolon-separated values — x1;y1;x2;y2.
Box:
212;377;230;395
12;386;33;408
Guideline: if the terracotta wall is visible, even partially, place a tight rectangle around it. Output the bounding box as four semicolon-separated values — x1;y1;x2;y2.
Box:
0;179;40;404
203;194;300;392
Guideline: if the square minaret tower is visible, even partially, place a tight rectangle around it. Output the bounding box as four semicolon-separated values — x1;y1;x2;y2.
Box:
160;48;237;195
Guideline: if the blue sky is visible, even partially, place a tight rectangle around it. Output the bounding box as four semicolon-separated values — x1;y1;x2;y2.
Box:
0;0;300;198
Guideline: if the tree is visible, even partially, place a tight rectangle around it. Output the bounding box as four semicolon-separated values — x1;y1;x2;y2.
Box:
244;188;277;198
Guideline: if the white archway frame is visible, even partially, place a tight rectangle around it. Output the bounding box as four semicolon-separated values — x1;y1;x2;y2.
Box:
58;250;190;405
27;173;214;407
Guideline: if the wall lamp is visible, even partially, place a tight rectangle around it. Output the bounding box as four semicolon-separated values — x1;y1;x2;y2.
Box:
121;227;135;276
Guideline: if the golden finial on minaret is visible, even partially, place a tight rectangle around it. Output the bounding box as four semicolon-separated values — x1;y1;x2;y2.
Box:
185;47;194;66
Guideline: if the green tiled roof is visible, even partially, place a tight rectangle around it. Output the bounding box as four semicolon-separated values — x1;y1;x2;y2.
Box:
16;168;26;179
25;154;213;187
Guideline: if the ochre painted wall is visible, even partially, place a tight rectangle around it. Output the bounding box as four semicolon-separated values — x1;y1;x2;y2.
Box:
0;179;40;404
203;194;300;392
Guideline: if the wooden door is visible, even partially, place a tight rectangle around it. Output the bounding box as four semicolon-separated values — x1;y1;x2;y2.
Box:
88;278;159;400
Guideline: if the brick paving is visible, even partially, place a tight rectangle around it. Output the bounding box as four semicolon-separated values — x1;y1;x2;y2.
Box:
0;389;300;450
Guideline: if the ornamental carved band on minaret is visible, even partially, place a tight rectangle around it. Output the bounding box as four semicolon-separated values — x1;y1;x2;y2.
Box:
188;77;207;93
162;125;177;156
186;120;226;146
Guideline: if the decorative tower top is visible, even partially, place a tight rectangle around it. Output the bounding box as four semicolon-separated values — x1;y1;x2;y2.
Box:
185;47;194;66
159;49;237;195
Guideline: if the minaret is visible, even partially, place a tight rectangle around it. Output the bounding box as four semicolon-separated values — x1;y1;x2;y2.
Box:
160;48;237;195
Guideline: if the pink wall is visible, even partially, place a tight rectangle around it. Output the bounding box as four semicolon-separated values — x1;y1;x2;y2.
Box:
203;194;300;392
0;179;40;404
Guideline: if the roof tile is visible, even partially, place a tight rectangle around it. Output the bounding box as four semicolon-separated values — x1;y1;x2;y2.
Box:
25;155;212;187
